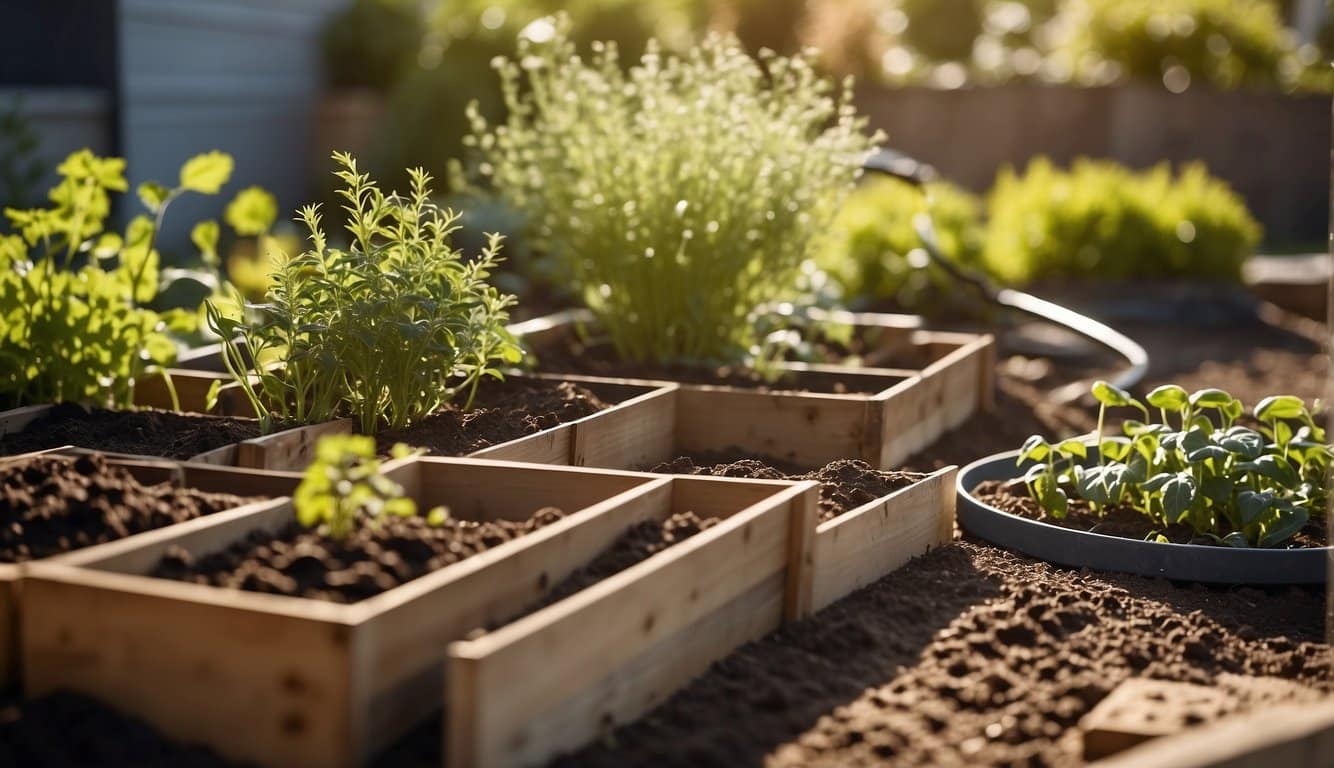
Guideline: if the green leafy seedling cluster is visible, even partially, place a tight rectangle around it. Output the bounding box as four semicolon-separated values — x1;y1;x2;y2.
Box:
208;152;521;435
294;434;445;540
0;149;236;409
1019;381;1329;548
464;15;879;365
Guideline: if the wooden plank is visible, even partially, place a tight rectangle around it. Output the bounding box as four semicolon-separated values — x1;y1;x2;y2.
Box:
0;566;18;690
572;387;677;469
352;480;674;757
784;480;820;621
444;481;809;768
675;387;871;470
22;563;358;768
412;457;652;520
1091;698;1334;768
235;419;353;471
133;369;234;415
809;467;957;613
469;424;573;465
177;462;304;498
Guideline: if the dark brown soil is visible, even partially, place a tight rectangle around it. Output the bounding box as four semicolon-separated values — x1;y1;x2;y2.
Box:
0;691;252;768
533;336;896;394
0;453;254;563
973;479;1329;550
652;453;922;522
0;403;260;460
554;540;1331;767
151;507;568;603
512;511;719;620
375;379;611;456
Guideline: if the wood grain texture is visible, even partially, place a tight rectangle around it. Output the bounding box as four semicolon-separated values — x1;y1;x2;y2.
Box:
810;467;957;613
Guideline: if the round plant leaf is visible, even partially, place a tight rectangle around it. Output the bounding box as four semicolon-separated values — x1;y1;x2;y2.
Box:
1092;379;1137;408
1162;473;1196;524
1146;384;1188;412
1255;395;1307;422
1188;388;1233;409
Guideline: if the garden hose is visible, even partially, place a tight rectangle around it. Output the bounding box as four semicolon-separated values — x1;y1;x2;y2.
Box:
861;148;1150;394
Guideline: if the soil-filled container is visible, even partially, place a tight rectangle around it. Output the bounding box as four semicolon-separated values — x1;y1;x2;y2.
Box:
512;309;995;468
20;458;816;768
0;451;290;689
958;449;1332;585
446;473;818;768
559;382;957;614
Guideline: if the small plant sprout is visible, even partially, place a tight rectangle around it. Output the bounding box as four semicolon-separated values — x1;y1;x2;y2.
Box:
1017;381;1330;547
294;435;446;540
207;152;522;434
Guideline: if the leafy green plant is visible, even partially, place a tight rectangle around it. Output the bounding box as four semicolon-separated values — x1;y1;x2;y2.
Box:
1017;381;1329;548
294;434;441;539
208;152;521;435
0;149;234;409
464;17;879;365
816;176;984;310
983;157;1260;284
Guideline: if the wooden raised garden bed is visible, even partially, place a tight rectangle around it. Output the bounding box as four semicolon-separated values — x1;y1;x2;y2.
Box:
0;452;296;691
550;379;958;614
20;457;818;768
514;310;995;468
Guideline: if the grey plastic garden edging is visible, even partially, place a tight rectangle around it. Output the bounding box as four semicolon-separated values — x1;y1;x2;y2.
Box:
957;449;1332;585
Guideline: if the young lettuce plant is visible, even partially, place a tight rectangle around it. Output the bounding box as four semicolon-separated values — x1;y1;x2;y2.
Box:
1018;381;1329;548
0;149;234;409
294;434;445;540
208;152;521;434
463;16;880;366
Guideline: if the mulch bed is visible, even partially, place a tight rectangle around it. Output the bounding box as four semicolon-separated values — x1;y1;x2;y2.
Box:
973;479;1329;549
0;403;259;461
375;379;611;456
1;452;254;563
151;506;568;603
651;453;922;522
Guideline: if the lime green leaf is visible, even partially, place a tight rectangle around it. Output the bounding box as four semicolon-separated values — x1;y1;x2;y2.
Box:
1056;439;1087;459
192;220;220;266
137;181;170;213
1189;388;1233;409
1146;384;1189;412
179;151;234;194
1162;474;1196;523
225;186;278;236
1255;395;1306;422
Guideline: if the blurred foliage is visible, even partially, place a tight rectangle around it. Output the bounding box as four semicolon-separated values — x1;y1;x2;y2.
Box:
817;177;984;310
320;0;424;90
0;100;43;211
817;158;1261;306
983;158;1261;283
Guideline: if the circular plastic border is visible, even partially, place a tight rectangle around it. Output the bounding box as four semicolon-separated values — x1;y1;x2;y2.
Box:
958;450;1331;585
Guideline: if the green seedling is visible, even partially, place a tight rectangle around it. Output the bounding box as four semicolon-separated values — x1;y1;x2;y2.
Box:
208;152;521;434
1017;381;1329;548
294;434;445;540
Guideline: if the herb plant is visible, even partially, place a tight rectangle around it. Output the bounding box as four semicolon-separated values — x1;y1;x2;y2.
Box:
1018;381;1329;548
464;17;879;365
208;152;521;435
1;149;234;409
294;434;440;540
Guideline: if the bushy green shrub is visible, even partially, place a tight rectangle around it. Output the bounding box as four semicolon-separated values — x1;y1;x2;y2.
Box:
1065;0;1328;92
208;153;520;434
466;18;878;364
815;176;984;309
983;157;1260;284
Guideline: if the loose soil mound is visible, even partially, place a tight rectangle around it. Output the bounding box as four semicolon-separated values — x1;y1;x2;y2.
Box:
152;507;568;603
555;540;1330;767
376;380;610;456
974;479;1329;549
0;453;253;563
0;692;250;768
0;403;259;460
653;454;921;522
